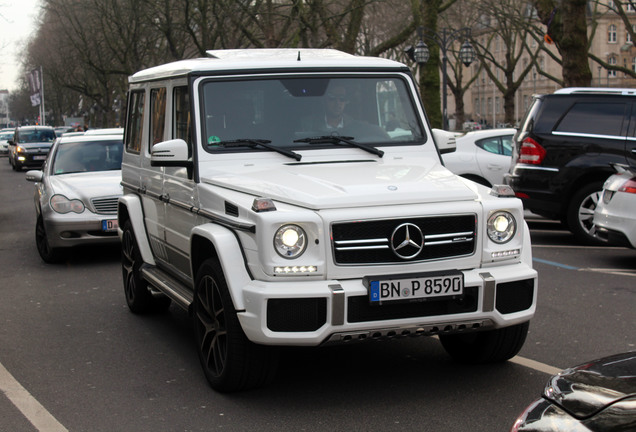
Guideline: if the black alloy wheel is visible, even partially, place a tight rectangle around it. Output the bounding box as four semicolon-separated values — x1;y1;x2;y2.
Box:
121;220;153;313
193;258;278;392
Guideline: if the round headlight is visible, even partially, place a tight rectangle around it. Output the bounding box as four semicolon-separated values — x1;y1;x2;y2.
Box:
274;224;307;259
50;194;85;214
487;211;516;243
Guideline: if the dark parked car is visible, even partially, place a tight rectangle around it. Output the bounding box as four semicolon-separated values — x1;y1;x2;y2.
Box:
511;351;636;431
8;126;57;171
505;88;636;244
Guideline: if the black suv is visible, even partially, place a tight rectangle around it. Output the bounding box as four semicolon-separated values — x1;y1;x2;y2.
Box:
505;88;636;244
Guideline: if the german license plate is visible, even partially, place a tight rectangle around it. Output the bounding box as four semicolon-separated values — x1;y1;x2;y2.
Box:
364;271;463;304
102;219;118;232
33;155;47;160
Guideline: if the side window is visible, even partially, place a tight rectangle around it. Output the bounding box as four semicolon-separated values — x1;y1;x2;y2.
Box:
125;90;145;153
475;137;501;154
150;88;167;148
556;102;627;136
173;86;192;145
501;136;513;156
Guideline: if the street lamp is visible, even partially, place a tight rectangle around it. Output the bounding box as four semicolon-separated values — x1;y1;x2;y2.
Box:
407;27;476;130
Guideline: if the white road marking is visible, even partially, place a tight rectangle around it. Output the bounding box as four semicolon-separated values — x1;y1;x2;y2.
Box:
0;362;68;432
510;356;562;376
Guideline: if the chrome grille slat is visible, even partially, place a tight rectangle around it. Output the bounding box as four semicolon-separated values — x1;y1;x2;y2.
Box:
331;215;476;265
91;197;119;215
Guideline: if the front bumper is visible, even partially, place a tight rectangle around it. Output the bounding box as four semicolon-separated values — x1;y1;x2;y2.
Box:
42;210;119;248
238;261;537;346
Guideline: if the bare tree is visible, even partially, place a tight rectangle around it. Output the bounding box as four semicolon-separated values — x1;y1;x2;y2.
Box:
465;0;543;125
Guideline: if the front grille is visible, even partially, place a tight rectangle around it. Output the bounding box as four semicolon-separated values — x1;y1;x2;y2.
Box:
332;215;476;264
91;197;119;215
348;286;479;323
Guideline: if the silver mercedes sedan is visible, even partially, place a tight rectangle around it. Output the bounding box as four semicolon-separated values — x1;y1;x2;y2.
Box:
26;132;123;263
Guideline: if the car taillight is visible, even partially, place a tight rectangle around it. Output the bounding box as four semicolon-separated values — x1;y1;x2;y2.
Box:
518;137;546;164
619;178;636;194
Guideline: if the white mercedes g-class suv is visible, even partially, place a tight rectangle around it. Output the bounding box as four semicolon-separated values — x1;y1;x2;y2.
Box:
119;49;537;392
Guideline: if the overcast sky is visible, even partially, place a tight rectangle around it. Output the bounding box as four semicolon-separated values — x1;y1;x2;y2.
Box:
0;0;41;91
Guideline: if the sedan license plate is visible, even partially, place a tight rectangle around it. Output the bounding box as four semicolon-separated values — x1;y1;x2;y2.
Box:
33;155;47;160
102;219;119;232
364;271;463;304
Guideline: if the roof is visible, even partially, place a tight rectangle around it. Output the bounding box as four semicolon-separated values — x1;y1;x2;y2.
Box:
554;87;636;96
57;134;123;143
129;48;407;83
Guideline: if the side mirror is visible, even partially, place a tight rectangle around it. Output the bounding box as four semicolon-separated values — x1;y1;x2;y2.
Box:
150;139;191;167
431;128;458;155
25;170;43;182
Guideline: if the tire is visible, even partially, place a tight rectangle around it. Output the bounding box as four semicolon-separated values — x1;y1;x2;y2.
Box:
121;220;153;313
35;215;63;263
193;258;279;392
566;181;607;245
439;321;529;364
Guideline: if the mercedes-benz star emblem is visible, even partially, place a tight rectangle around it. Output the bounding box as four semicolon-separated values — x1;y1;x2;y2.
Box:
390;223;424;259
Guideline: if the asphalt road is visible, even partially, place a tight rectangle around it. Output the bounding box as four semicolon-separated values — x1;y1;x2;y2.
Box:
1;158;634;432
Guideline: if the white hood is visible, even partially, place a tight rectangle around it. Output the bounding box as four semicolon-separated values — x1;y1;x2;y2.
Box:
200;157;479;209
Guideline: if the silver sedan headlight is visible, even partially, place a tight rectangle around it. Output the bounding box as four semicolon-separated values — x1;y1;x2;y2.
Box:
273;224;307;258
487;211;516;243
50;194;85;214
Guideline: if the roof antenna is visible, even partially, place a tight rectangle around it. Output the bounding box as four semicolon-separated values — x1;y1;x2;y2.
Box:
297;51;301;61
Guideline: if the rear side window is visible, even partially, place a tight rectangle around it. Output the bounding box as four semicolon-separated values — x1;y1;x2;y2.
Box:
476;135;513;156
125;90;145;153
173;86;191;144
556;102;627;136
150;88;167;147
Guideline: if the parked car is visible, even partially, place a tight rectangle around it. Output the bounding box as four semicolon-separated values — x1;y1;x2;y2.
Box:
8;126;57;171
442;128;516;187
505;88;636;244
25;133;124;263
593;164;636;248
511;351;636;431
0;129;14;156
118;48;537;392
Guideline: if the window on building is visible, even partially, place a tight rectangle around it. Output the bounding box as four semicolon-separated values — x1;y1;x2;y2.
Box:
609;24;617;43
609;56;618;77
632;57;636;72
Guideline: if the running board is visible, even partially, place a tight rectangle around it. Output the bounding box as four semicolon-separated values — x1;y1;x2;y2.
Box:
141;265;193;310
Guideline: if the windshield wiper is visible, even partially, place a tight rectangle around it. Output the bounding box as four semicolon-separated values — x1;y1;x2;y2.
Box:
215;139;302;161
293;135;384;158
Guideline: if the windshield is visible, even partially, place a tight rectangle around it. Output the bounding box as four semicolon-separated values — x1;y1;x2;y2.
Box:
19;129;56;143
52;139;123;174
201;76;425;154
